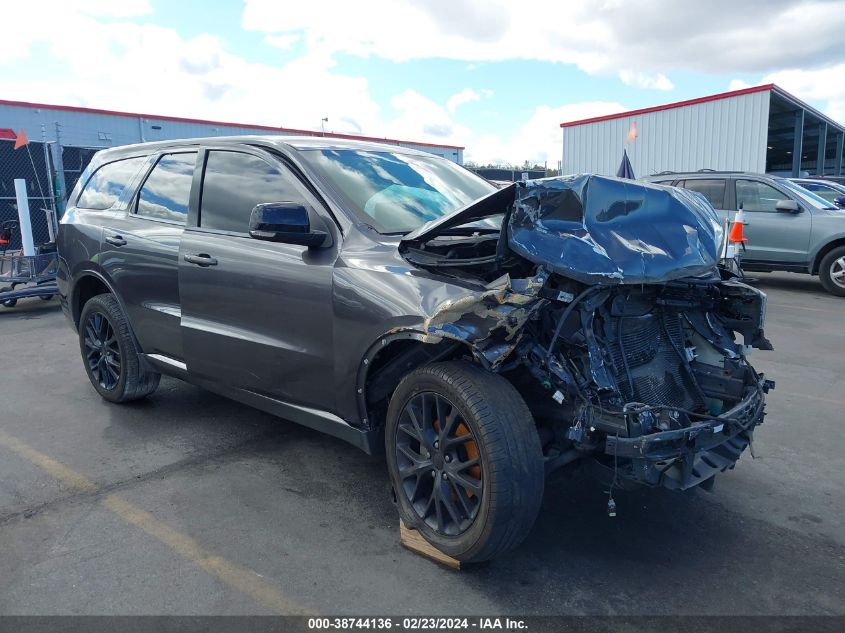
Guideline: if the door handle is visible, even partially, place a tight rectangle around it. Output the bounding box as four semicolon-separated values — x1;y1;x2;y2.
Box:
184;253;218;267
105;235;127;247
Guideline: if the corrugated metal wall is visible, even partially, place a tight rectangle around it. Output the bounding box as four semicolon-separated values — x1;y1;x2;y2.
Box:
562;90;770;177
0;102;463;163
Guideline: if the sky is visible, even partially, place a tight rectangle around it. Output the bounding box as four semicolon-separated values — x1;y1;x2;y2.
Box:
2;0;844;166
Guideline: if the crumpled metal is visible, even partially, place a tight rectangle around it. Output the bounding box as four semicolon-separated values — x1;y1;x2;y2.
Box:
507;175;723;285
422;270;548;367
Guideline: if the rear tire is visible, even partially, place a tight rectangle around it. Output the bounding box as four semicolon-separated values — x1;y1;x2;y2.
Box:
1;286;16;308
819;246;845;297
386;361;544;562
78;294;160;403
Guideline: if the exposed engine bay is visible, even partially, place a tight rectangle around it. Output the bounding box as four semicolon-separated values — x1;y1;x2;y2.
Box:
396;175;774;492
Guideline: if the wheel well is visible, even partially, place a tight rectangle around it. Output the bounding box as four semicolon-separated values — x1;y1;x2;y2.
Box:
72;275;111;327
363;338;470;429
812;239;845;275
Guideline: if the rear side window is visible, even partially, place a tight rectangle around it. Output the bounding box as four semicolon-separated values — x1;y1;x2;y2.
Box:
77;156;147;210
199;151;306;233
136;153;197;223
736;179;783;212
681;179;726;208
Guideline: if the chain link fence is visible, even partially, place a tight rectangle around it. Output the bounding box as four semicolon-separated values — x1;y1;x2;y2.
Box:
0;138;58;252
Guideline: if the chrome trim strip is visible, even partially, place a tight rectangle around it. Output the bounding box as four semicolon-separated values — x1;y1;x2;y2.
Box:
146;353;187;372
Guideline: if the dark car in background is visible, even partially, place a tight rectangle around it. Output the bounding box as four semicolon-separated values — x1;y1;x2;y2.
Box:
58;139;772;561
645;170;845;296
790;178;845;209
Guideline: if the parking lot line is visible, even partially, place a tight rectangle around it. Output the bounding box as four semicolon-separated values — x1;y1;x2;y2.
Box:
0;430;98;493
0;430;311;615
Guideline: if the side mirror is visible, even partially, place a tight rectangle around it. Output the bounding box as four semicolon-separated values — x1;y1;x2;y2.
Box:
248;202;330;248
775;199;801;214
834;196;845;209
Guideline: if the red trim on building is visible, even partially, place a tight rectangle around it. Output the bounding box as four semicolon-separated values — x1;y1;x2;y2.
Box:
559;84;776;128
0;128;16;140
0;99;464;151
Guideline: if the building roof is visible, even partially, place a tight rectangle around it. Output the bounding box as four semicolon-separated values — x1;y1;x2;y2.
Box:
0;98;464;151
0;128;17;140
559;84;845;135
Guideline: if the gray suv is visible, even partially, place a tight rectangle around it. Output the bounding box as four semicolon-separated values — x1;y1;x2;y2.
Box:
57;138;772;561
645;171;845;296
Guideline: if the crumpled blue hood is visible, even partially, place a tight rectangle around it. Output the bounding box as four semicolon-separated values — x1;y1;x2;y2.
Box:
507;175;723;284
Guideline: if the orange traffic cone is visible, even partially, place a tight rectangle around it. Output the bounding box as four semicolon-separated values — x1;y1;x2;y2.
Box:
729;209;747;243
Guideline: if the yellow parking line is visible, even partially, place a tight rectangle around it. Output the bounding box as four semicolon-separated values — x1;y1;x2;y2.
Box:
0;430;310;615
0;430;97;493
102;495;310;615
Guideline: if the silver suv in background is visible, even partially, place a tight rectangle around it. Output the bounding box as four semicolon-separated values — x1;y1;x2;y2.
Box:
645;171;845;296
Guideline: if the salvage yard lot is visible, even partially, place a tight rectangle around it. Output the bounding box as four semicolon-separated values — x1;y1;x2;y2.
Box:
0;272;843;615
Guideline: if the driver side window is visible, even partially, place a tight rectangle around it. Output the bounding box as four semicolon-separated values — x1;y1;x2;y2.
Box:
735;180;784;213
199;151;307;233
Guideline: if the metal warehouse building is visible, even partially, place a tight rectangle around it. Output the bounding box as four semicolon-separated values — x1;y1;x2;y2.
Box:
561;84;845;178
1;98;464;202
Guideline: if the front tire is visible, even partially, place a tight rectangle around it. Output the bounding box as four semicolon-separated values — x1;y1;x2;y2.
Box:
78;294;160;403
386;361;544;562
819;246;845;297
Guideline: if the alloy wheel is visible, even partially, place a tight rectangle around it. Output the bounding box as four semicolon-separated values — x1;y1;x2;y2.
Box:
395;392;483;536
830;256;845;289
83;311;122;390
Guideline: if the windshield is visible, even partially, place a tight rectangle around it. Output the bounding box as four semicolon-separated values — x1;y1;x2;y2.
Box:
775;178;838;210
299;149;496;233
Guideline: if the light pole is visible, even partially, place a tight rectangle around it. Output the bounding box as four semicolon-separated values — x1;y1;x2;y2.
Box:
321;117;328;136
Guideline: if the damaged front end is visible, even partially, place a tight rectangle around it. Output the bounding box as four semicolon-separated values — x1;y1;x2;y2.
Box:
398;175;774;492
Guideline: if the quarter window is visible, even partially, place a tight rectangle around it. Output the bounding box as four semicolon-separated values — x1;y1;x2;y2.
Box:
77;156;148;210
199;151;306;233
681;179;726;208
136;153;197;223
735;180;784;212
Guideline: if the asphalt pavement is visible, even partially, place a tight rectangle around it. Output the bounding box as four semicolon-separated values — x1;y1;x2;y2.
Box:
0;271;843;616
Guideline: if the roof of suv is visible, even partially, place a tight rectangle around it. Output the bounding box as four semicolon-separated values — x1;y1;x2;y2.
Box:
647;170;749;178
92;135;432;161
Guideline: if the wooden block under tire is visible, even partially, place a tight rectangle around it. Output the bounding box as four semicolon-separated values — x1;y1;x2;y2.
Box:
399;521;461;570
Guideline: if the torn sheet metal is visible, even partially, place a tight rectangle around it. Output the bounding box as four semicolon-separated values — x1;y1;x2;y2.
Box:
422;270;547;367
507;175;723;285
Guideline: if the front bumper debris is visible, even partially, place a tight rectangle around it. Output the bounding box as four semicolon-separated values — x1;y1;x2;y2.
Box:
604;377;772;490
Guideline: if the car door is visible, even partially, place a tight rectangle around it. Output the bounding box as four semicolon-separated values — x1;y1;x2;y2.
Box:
734;179;812;264
178;146;339;409
99;150;198;360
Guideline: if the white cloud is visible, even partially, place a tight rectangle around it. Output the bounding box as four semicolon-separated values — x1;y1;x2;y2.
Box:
1;1;583;164
466;101;627;166
618;70;674;91
761;64;845;124
242;0;845;77
264;34;301;50
728;79;752;91
446;88;488;113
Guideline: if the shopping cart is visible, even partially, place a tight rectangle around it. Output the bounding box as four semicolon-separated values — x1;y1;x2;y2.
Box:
0;249;59;308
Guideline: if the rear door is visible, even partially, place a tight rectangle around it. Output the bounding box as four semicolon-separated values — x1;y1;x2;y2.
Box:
677;178;729;219
99;151;198;360
178;146;339;408
734;178;811;264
